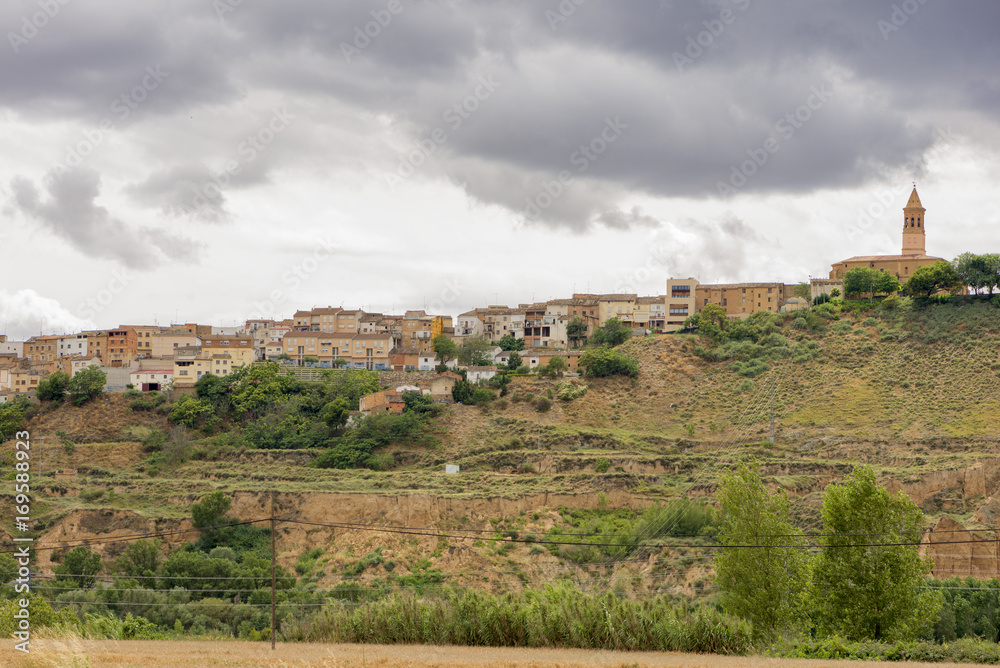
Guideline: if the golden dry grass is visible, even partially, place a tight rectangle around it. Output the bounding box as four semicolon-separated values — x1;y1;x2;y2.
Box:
0;640;988;668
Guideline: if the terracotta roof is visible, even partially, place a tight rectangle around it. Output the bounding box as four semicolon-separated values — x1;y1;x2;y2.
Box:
833;254;944;263
699;282;788;289
636;296;664;304
905;187;924;209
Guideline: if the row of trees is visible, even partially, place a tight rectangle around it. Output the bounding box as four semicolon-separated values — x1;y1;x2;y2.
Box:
36;366;107;407
716;462;937;642
842;253;1000;300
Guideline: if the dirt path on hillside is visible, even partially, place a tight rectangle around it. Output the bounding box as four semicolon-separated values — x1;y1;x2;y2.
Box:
0;640;987;668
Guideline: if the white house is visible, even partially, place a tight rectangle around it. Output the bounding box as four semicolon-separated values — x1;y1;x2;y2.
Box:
463;366;498;383
57;335;88;358
130;369;174;391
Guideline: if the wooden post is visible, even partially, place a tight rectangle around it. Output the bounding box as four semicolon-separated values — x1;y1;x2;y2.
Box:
270;491;276;651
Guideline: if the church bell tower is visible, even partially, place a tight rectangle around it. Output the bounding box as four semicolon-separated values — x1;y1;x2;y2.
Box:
901;186;926;255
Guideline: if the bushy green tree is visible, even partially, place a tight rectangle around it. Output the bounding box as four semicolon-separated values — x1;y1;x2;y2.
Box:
0;397;29;441
844;267;878;299
37;371;70;401
590;317;631;347
497;334;524;351
458;337;493;366
714;460;811;641
506;351;522;371
320;397;350;431
66;366;106;406
54;546;103;589
904;261;963;298
578;347;639;378
228;363;301;418
433;335;458;367
547;356;568;374
192;491;233;546
168;395;214;428
115;539;161;586
323;369;380;410
813;465;939;641
953;253;1000;295
566;317;588;347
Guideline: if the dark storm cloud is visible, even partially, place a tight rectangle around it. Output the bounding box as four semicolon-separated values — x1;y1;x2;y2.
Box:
9;167;199;268
3;0;997;231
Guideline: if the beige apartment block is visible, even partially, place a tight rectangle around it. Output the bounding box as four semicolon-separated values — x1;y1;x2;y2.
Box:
696;282;795;317
82;330;109;360
633;296;666;331
201;335;255;368
25;335;60;362
664;279;700;331
151;330;201;358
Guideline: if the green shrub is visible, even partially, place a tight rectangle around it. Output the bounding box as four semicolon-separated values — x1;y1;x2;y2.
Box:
534;397;552;413
594;458;610;473
579;347;639;378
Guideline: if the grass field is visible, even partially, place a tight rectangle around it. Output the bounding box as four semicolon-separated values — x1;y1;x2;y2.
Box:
0;639;986;668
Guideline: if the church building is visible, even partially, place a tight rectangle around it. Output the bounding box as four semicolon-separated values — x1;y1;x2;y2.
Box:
829;187;946;282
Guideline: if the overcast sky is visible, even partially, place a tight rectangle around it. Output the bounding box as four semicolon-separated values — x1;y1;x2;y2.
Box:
1;0;998;339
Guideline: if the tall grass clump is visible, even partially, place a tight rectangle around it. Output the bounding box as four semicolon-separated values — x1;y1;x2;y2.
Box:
280;585;752;654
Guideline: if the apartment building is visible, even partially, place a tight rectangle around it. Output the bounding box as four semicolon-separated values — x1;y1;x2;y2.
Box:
665;279;700;331
57;335;89;358
25;335;61;362
121;325;162;357
174;353;232;386
201;335;255;368
150;330;201;358
696;282;796;317
401;310;451;353
348;333;392;370
105;327;138;367
82;330;109;360
633;296;666;331
0;336;24;358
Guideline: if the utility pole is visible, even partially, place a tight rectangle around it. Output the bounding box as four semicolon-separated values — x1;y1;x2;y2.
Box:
270;491;276;651
769;375;775;445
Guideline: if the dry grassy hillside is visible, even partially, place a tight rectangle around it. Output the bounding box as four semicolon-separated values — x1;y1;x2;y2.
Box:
3;299;1000;595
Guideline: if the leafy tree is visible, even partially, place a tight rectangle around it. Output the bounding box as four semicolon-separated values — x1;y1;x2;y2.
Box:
487;373;511;396
401;391;435;414
497;334;524;351
228;362;301;418
324;369;380;409
904;261;963;298
830;288;841;298
320;397;350;431
506;351;522;371
547;356;568;374
53;546;103;589
578;347;639;378
953;252;1000;295
0;553;16;585
115;539;161;586
433;335;458;367
874;271;901;296
66;366;106;406
567;317;588;347
302;356;319;365
452;378;473;404
844;267;878;299
813;465;939;641
590;317;631;347
194;373;229;409
458;336;493;366
715;460;811;641
793;282;811;301
36;371;70;401
168;395;214;428
192;491;233;545
0;397;29;441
